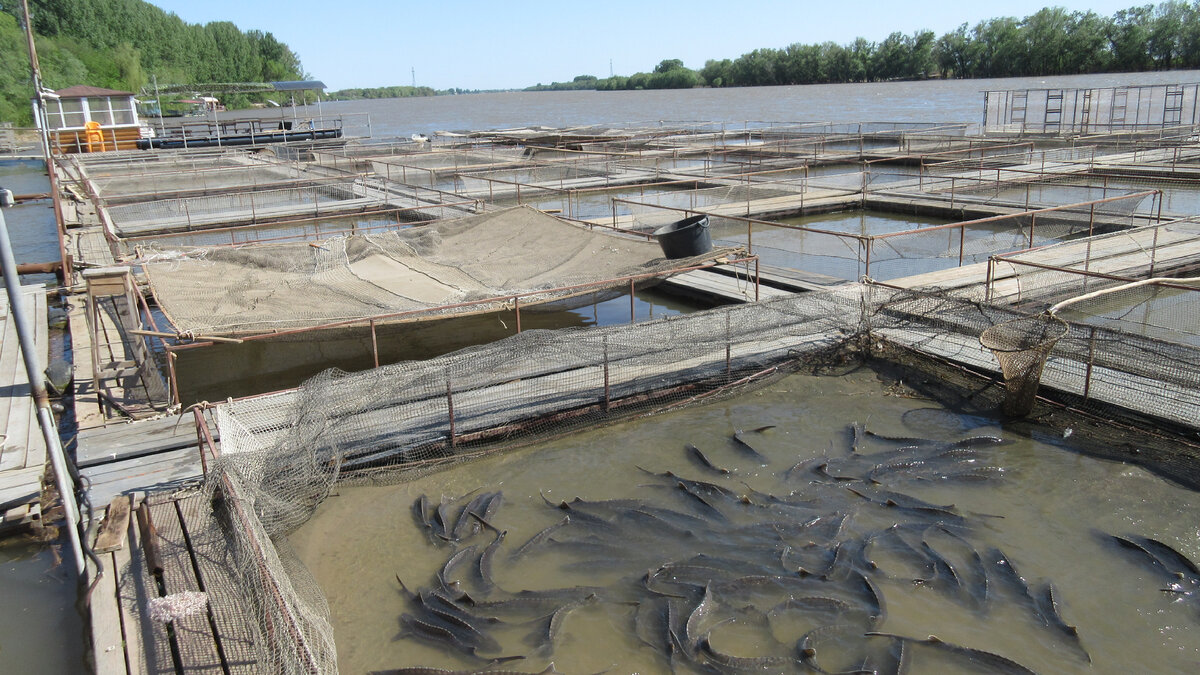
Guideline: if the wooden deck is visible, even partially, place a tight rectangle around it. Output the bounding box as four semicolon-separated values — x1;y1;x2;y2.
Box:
79;410;216;509
0;284;48;532
88;492;261;675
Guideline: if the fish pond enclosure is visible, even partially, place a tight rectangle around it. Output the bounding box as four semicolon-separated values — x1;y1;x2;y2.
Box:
15;97;1200;675
173;282;1200;675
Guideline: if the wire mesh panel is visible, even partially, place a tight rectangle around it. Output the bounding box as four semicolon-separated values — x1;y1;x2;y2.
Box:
105;181;387;235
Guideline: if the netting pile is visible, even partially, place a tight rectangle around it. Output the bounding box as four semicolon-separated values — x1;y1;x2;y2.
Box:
143;206;735;336
202;281;1200;675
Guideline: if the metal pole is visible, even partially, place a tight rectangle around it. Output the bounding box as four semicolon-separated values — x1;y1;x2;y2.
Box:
446;376;456;449
0;209;84;574
602;337;610;412
369;318;379;368
628;278;636;323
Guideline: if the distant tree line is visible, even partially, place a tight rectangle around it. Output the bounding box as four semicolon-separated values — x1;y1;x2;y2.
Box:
331;86;437;99
0;0;305;124
528;2;1200;92
328;86;507;99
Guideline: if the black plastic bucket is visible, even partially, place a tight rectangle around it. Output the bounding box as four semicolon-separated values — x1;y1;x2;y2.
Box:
653;215;712;259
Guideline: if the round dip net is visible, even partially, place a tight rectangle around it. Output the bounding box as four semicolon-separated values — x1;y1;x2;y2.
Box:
979;313;1069;417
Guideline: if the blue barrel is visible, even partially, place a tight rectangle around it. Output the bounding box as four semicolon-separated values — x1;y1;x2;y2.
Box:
653;215;712;259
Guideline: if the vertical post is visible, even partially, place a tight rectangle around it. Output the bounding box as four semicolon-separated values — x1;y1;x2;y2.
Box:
446;376;456;449
167;350;180;407
602;336;610;412
1149;224;1160;275
754;257;760;301
0;207;84;574
985;257;994;303
629;277;636;324
950;177;955;210
1083;326;1096;401
369;318;379;368
958;225;965;266
1088;203;1095;237
725;309;732;377
514;296;521;333
1028;213;1036;249
192;407;209;477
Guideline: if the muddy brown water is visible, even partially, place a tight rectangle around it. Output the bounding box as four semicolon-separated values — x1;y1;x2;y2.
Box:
290;366;1200;674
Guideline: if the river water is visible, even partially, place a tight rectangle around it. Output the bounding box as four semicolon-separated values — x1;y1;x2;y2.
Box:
291;366;1200;674
218;70;1200;139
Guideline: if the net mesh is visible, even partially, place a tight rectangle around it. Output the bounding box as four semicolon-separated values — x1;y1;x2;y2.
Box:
143;205;737;336
979;314;1069;416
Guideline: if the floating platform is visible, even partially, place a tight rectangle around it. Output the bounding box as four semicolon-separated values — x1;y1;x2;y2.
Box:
0;284;48;533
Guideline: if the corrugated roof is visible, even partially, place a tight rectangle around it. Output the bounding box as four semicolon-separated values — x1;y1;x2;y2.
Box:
53;85;135;98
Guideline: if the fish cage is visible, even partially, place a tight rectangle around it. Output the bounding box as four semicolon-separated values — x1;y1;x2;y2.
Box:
60;146;256;175
131;206;751;404
100;178;412;236
613;177;860;222
983;82;1200;135
115;202;476;251
616;192;1163;282
87;163;319;203
156;278;1200;675
981;219;1200;345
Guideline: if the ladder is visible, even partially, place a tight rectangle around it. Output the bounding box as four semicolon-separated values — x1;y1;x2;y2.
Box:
1079;89;1093;134
1009;91;1029;131
1110;88;1129;130
1163;85;1184;127
1044;89;1064;132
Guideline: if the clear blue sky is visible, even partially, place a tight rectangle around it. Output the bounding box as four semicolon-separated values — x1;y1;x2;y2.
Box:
147;1;1147;91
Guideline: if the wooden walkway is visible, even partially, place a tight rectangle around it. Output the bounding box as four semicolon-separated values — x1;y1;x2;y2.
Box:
88;492;261;675
79;409;216;509
662;268;792;303
883;221;1200;303
0;284;48;532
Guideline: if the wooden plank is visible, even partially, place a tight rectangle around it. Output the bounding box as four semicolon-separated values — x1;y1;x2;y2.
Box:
94;495;132;553
115;500;160;674
81;447;204;507
0;465;42;511
176;495;260;673
78;414;211;469
24;289;48;472
0;288;28;472
0;501;39;532
663;270;791;302
148;500;224;673
88;542;128;675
